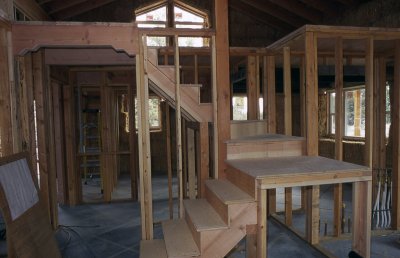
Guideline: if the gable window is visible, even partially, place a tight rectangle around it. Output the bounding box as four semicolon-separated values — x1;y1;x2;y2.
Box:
135;1;209;47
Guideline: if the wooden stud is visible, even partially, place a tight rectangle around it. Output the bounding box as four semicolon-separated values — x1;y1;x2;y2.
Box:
283;47;293;225
256;56;260;120
256;186;267;258
364;37;374;168
247;56;257;120
305;185;320;244
128;70;138;201
187;128;196;199
299;57;307;211
305;32;319;244
263;55;277;214
283;46;292;136
63;79;78;205
285;187;292;226
137;34;153;240
333;37;344;237
214;0;231;178
0;27;13;157
211;35;219;178
165;102;173;219
352;180;372;258
197;122;209;198
392;40;400;230
174;35;184;218
266;56;276;134
305;32;318;156
182;119;187;199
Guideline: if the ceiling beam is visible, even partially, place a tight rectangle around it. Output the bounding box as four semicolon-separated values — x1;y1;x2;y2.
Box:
230;0;294;32
52;0;119;20
243;0;308;28
47;0;88;14
268;0;323;23
37;0;54;5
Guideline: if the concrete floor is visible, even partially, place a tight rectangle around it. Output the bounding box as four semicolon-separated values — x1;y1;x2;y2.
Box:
54;178;400;258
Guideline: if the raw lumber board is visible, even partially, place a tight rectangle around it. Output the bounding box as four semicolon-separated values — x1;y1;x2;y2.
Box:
205;179;254;204
183;199;227;231
162;219;200;257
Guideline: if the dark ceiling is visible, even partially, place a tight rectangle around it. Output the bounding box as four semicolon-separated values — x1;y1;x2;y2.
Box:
36;0;369;25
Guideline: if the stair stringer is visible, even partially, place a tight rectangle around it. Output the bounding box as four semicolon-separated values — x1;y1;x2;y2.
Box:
198;202;257;258
146;49;212;122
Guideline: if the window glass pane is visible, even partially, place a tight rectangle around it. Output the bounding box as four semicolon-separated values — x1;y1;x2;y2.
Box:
344;88;365;137
146;36;167;47
331;115;336;134
232;96;247;120
259;97;263;120
178;37;207;47
330;92;335;113
137;6;167;22
386;83;391;137
137;23;166;28
134;97;161;130
174;6;204;23
176;24;203;29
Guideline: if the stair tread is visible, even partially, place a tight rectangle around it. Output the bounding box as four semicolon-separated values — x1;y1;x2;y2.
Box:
162;219;200;257
184;199;228;231
206;179;254;205
226;134;304;144
140;239;167;258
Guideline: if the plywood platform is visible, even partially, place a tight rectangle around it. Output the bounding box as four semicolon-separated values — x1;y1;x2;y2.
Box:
226;156;371;189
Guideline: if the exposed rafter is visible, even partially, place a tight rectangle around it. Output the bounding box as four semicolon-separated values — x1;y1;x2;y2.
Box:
299;0;340;14
268;0;322;23
242;0;308;28
52;0;119;20
47;0;88;15
230;0;294;32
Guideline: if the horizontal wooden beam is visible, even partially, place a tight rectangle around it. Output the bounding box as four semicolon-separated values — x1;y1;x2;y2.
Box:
47;0;87;15
12;22;139;55
44;48;135;65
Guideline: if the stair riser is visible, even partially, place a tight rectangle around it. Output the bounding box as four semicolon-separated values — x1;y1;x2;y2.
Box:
204;184;230;225
227;140;305;160
199;202;257;257
226;165;256;199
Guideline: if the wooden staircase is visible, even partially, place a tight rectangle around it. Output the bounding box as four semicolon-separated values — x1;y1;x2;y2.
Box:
140;179;256;258
146;48;212;122
140;126;306;257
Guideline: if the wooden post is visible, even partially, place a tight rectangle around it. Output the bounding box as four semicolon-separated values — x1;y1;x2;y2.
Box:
333;37;344;237
365;38;374;168
187;128;196;199
197;122;209;198
352;180;372;258
283;47;293;225
165;102;173;219
128;70;138;201
0;27;13;157
247;56;257;120
299;57;307;210
256;185;267;258
265;56;276;133
392;40;400;230
137;34;153;239
263;55;276;215
214;0;230;178
211;35;219;178
305;32;320;244
283;47;292;135
174;35;184;218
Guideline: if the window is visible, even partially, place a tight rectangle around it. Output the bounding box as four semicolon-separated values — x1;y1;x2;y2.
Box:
134;96;162;131
232;96;248;120
328;85;391;138
135;1;209;47
14;6;31;21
